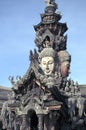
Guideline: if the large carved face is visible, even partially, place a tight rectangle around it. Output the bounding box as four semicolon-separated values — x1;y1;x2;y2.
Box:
40;56;54;76
60;61;70;78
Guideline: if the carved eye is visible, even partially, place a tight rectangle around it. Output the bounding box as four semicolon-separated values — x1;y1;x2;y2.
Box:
43;62;46;65
49;61;53;64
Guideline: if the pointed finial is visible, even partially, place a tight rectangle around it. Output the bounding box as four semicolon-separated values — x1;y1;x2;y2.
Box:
44;0;58;13
45;0;53;6
45;0;57;7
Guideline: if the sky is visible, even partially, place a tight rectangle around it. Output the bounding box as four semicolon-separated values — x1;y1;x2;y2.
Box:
0;0;86;88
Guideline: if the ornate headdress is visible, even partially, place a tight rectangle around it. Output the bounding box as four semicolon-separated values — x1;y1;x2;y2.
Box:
39;47;56;60
58;50;71;63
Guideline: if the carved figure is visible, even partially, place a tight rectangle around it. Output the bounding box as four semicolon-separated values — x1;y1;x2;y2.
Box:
58;50;71;78
1;102;15;130
39;48;56;76
38;47;62;89
77;96;85;117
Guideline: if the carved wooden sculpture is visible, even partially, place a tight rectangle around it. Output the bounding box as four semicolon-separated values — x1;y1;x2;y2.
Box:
1;0;86;130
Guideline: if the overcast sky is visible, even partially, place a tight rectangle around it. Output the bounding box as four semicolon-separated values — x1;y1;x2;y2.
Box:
0;0;86;88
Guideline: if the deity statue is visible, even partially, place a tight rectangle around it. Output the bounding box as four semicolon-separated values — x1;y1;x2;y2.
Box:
58;50;71;78
39;48;56;76
37;47;63;90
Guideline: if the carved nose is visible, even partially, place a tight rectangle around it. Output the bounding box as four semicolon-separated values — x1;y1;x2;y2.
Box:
46;64;49;69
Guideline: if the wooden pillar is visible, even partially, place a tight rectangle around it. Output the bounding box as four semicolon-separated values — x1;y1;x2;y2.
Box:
28;118;31;130
38;114;44;130
20;114;30;130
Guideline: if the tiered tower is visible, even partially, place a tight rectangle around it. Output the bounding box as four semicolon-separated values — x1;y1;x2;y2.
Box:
1;1;86;130
34;0;67;52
